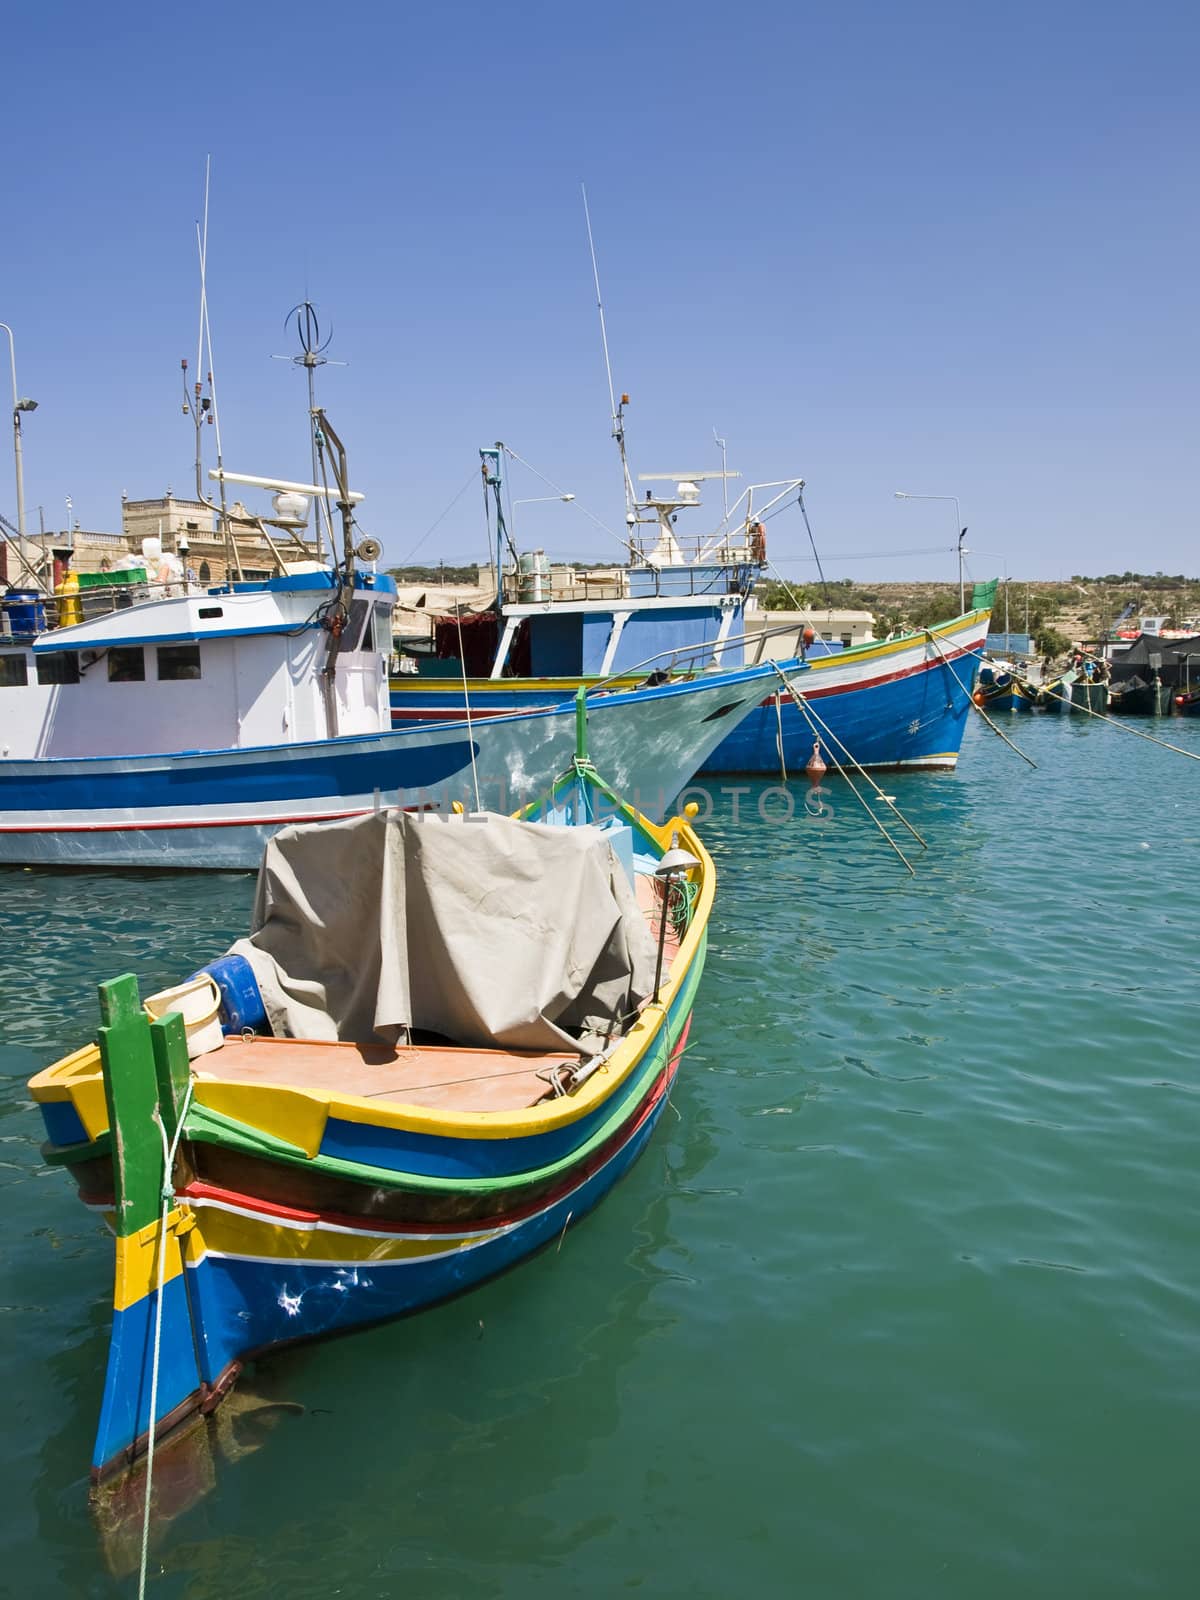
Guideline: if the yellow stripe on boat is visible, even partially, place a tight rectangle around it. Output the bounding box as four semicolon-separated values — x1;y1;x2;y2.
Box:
28;804;711;1150
112;1210;190;1311
188;1200;505;1267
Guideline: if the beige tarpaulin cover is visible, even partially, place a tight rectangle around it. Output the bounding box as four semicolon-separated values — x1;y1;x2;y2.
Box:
228;809;657;1053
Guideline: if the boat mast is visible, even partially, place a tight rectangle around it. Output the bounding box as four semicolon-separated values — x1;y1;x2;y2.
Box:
180;159;242;583
279;301;342;562
581;185;636;532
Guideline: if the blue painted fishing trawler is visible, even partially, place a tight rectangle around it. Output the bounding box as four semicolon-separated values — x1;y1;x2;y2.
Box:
390;446;990;773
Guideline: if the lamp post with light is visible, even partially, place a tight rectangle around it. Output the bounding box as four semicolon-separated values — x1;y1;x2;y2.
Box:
894;490;966;612
512;493;575;537
0;323;38;539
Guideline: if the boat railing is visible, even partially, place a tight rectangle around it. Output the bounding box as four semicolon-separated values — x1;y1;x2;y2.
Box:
579;607;982;702
0;576;210;639
625;531;757;566
580;619;817;700
500;538;759;606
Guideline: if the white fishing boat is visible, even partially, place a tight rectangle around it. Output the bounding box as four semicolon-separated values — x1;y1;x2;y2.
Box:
0;421;781;868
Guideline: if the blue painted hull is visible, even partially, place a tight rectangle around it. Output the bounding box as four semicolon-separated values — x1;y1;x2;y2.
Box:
390;615;991;774
0;661;780;866
185;1063;675;1386
703;667;970;773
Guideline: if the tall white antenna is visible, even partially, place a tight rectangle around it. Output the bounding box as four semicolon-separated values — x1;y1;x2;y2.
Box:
581;183;635;521
195;157;207;386
195;158;241;580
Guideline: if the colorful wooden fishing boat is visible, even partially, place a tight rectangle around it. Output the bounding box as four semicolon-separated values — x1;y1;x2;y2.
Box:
388;449;990;774
29;710;710;1483
972;662;1037;712
1068;678;1109;714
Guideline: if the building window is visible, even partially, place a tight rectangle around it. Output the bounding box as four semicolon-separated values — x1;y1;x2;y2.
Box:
158;643;202;681
107;647;146;682
840;633;852;649
36;651;80;685
199;561;211;583
0;653;29;687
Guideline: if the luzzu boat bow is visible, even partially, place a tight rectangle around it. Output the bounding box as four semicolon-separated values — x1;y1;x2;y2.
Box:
30;727;710;1482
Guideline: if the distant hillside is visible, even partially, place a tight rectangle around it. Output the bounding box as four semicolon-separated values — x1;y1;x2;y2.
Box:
386;564;482;585
756;574;1200;653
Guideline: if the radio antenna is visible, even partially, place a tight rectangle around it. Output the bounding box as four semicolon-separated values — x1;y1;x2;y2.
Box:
180;157;242;582
274;301;347;560
581;184;634;522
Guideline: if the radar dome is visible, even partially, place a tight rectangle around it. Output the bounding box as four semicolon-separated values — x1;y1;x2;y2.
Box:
272;491;309;527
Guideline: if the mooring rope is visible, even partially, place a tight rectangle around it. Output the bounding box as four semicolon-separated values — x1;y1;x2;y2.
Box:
771;665;929;852
137;1074;196;1600
923;629;1038;769
767;667;917;875
453;607;483;812
1036;680;1200;760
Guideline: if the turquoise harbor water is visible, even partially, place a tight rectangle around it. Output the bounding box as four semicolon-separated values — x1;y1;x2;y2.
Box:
2;713;1198;1598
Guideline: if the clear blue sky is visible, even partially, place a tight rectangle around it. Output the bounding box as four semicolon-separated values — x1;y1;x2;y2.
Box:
3;0;1196;584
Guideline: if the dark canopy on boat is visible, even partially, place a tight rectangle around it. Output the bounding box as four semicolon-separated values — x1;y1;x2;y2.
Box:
228;809;657;1054
1112;634;1200;686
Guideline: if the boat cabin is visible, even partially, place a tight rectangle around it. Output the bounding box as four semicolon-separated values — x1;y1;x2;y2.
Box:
0;568;396;760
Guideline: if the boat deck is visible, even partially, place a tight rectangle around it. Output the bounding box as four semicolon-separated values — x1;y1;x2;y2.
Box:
191;874;682;1115
194;1036;583;1113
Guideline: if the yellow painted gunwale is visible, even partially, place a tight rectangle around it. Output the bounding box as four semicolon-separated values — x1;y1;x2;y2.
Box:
29;803;712;1152
387;611;991;698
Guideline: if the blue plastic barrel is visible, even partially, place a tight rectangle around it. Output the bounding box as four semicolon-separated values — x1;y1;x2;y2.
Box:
3;590;47;635
195;954;270;1035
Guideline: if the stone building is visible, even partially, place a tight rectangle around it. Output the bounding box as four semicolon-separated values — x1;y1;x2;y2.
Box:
120;492;318;584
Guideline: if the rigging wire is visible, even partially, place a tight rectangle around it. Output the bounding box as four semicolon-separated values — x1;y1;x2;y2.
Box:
923;630;1038;768
772;664;929;854
797;486;831;607
502;443;638;559
396;468;480;568
770;544;961;565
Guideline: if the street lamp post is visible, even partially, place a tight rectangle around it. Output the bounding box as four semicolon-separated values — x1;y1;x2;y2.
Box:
894;490;966;612
0;323;38;539
512;493;575;538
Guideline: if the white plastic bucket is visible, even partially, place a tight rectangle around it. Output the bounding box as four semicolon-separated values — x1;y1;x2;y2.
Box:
144;974;224;1060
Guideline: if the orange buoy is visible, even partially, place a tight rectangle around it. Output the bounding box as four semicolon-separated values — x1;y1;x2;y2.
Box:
972;689;986;706
805;740;827;781
801;624;815;651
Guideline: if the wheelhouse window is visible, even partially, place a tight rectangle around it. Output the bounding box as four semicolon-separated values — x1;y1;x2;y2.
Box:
372;601;394;653
338;596;372;653
0;653;29;687
36;651;80;685
158;643;202;681
107;647;146;682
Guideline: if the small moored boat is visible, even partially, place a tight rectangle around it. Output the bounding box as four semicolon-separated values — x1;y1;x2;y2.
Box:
29;716;710;1483
973;661;1037;712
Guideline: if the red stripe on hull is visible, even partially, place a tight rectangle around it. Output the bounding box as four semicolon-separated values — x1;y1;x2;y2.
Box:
181;1017;693;1237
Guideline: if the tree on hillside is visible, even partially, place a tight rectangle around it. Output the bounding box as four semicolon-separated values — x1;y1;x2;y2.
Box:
756;580;814;610
904;589;962;630
1034;625;1072;660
